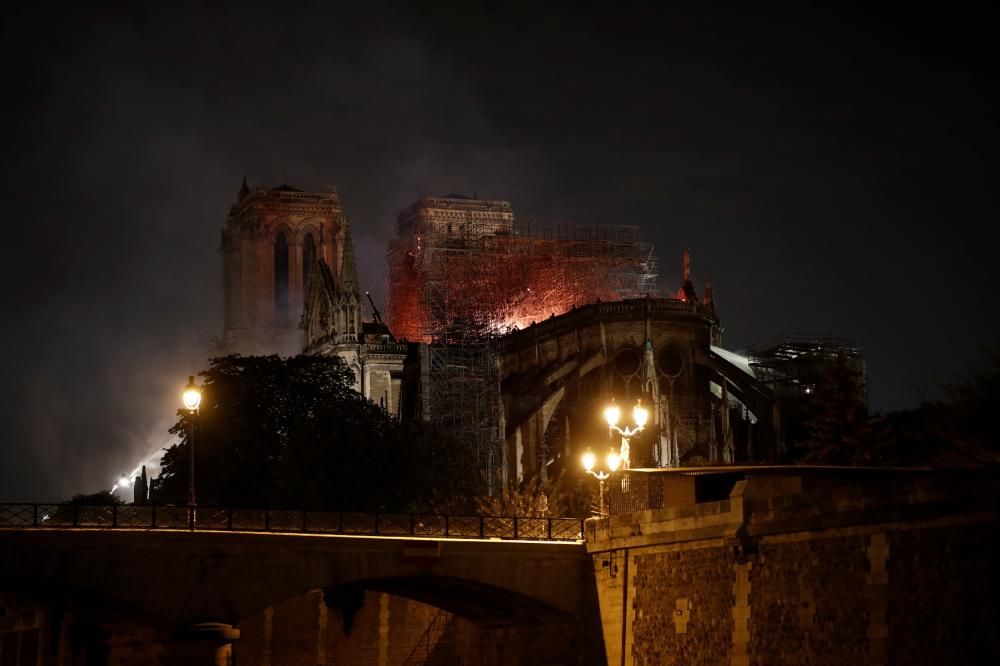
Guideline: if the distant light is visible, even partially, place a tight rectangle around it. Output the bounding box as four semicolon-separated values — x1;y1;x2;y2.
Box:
582;449;596;472
804;387;812;394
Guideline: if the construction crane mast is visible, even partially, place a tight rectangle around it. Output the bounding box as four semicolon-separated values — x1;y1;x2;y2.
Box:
365;291;384;325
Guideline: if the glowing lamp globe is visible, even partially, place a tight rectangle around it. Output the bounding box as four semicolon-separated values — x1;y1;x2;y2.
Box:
182;376;202;411
582;449;596;472
633;401;649;428
606;451;621;472
604;403;621;428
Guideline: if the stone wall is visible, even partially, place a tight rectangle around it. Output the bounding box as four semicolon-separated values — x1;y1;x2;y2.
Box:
249;590;499;665
0;588;589;666
236;590;461;665
588;469;1000;665
748;534;869;665
632;548;733;665
233;589;585;666
887;522;1000;665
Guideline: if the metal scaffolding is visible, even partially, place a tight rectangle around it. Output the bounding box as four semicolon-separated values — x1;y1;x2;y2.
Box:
746;335;868;405
386;197;659;488
425;343;503;485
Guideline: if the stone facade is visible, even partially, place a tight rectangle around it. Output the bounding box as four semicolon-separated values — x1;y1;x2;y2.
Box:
587;468;1000;665
299;239;407;413
218;181;351;357
497;296;775;483
216;179;407;411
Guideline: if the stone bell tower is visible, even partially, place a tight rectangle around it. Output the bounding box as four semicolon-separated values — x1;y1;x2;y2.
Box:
217;179;357;356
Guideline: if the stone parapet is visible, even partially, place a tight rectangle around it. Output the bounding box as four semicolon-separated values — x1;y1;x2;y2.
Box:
499;297;715;356
591;468;1000;552
585;467;1000;665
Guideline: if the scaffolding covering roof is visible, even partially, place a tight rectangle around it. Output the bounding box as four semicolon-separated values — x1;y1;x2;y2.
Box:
386;208;659;343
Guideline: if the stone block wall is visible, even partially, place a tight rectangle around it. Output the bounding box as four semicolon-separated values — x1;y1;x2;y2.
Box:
235;590;468;666
631;548;733;665
0;595;43;666
588;470;1000;665
0;587;587;666
887;522;1000;665
748;534;869;665
233;588;587;665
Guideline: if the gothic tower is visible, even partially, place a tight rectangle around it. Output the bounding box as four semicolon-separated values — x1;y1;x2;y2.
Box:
217;179;358;356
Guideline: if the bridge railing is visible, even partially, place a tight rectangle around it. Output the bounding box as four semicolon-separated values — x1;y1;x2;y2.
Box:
0;504;584;542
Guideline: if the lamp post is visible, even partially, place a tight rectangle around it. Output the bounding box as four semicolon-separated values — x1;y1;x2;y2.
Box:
182;375;202;529
604;398;649;469
582;447;621;517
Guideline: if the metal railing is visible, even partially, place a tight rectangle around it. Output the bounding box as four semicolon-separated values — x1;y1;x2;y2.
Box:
0;504;584;542
608;472;666;516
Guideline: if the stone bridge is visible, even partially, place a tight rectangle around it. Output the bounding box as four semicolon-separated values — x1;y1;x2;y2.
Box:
6;468;996;665
0;522;600;664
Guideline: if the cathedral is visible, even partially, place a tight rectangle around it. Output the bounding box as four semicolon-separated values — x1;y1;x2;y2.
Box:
216;179;867;482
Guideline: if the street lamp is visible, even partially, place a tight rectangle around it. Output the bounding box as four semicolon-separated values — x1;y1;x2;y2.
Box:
582;447;621;517
604;398;648;469
182;375;202;529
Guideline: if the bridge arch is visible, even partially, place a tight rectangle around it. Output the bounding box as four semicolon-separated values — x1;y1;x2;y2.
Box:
0;529;592;629
0;528;601;664
320;575;575;627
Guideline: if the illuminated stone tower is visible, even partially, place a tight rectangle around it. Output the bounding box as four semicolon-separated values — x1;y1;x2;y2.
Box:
217;179;359;356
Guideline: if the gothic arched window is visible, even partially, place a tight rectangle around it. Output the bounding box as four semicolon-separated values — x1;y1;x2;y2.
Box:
612;347;641;397
275;231;290;321
302;232;316;296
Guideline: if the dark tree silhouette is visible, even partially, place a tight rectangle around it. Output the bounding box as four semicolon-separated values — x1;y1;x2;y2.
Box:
891;343;1000;468
46;490;125;525
793;350;892;465
153;355;483;511
463;470;590;518
64;490;124;506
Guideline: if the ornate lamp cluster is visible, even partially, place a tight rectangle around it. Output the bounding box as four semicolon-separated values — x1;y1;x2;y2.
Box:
603;397;648;470
582;398;649;517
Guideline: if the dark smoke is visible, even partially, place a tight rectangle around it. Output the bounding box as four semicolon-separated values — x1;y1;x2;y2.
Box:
2;2;997;499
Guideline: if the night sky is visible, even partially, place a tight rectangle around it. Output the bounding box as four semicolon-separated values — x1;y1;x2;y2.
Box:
2;2;997;500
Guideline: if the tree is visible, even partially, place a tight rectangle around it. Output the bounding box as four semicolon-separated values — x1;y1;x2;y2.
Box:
793;351;893;465
382;418;485;512
45;490;124;525
473;470;590;518
892;343;1000;467
65;490;124;505
153;355;483;511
